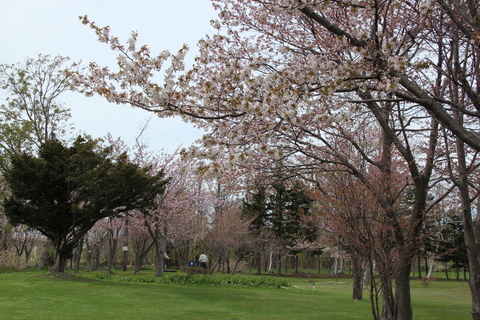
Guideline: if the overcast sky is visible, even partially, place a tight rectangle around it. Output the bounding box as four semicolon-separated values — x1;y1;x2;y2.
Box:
0;0;218;152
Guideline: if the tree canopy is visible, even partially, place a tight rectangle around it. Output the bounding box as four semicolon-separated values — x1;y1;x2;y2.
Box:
75;1;480;319
2;136;169;272
0;55;81;166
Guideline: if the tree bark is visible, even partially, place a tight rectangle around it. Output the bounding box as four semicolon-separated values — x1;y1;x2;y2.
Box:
106;238;117;274
294;255;299;274
153;225;168;277
277;253;282;276
393;263;413;320
73;238;84;274
351;254;363;301
256;254;262;274
380;275;394;320
52;251;68;273
134;242;153;274
457;144;480;320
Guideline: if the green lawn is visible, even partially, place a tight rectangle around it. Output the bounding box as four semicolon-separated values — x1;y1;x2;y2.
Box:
0;270;472;320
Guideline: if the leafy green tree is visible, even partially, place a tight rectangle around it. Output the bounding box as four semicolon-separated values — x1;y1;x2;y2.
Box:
267;183;316;247
242;182;317;274
2;137;169;272
439;214;468;279
241;187;270;274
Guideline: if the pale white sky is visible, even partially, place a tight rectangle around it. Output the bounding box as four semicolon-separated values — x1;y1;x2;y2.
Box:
0;0;217;152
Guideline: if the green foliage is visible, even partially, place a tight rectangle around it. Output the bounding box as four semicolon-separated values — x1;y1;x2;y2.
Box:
242;182;317;247
438;213;468;268
2;137;169;272
90;271;290;288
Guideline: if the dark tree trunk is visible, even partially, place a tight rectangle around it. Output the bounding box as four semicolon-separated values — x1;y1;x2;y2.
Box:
134;240;154;274
455;120;480;319
352;254;363;301
277;254;282;277
393;263;413;320
417;256;422;278
381;275;394;320
94;247;101;270
106;238;117;273
86;241;93;272
295;255;299;274
226;252;231;274
74;238;84;274
256;254;261;274
52;251;68;273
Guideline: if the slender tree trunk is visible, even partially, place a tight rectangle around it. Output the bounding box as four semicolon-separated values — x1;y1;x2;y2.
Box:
256;254;261;274
24;241;35;266
277;254;282;276
154;225;168;277
226;252;231;274
267;252;273;273
459;177;480;320
295;255;299;274
454;125;480;319
425;258;435;279
86;241;93;272
74;238;84;273
232;255;245;274
352;254;363;301
94;247;101;270
122;218;129;272
106;238;117;273
417;256;422;278
134;242;154;274
333;257;339;275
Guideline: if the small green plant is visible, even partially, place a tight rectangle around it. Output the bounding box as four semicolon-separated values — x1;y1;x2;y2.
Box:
91;271;112;280
88;271;290;288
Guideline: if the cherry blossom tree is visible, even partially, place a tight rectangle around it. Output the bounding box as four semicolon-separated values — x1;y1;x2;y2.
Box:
76;1;479;318
12;226;41;267
108;136;217;276
102;216;124;273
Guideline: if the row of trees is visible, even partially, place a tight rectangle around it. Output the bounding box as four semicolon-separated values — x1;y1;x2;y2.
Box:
2;0;480;319
74;1;480;319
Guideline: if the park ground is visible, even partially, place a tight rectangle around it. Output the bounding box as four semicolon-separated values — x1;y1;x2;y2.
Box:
0;268;472;320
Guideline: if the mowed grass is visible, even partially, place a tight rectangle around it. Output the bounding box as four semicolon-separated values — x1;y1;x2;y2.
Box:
0;270;472;320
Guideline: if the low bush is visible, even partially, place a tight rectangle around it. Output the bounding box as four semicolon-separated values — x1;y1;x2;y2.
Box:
89;271;290;288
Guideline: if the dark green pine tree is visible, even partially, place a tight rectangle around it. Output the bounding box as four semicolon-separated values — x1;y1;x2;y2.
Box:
439;213;468;279
3;137;169;272
242;182;317;274
267;182;316;248
242;187;269;234
241;187;270;274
